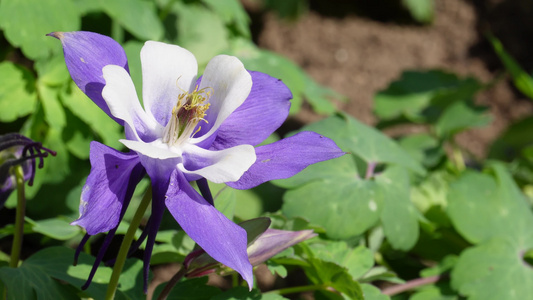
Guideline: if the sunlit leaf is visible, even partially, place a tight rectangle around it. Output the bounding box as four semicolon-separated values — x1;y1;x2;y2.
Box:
402;0;434;23
0;62;37;122
374;70;482;125
0;0;80;60
361;284;390;300
488;35;533;100
448;163;533;300
98;0;163;41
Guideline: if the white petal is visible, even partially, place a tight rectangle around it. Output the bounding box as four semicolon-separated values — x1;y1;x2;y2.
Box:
141;41;198;127
120;139;181;160
102;65;162;141
191;55;252;144
179;143;256;183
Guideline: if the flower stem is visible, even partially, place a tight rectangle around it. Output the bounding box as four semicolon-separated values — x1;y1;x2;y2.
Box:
265;284;328;295
365;162;377;180
9;166;26;268
156;265;187;300
105;186;152;300
381;275;443;296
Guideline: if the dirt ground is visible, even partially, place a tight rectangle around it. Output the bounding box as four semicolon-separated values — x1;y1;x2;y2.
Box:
250;0;533;158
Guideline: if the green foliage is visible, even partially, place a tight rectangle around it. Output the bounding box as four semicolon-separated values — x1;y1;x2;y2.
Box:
0;62;37;122
0;0;80;60
1;0;532;299
402;0;434;24
488;35;533;100
0;247;146;300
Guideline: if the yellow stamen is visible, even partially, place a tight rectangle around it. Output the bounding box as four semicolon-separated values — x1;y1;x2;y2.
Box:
162;84;213;146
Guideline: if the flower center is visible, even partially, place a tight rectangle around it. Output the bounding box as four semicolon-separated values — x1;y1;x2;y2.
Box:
162;85;212;147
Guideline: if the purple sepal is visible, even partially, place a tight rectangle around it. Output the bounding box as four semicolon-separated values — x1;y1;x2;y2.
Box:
227;131;345;190
165;170;254;289
247;229;316;266
71;142;145;235
210;71;291;150
47;31;128;125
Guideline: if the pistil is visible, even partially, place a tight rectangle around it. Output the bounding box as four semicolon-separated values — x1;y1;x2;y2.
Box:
162;86;212;147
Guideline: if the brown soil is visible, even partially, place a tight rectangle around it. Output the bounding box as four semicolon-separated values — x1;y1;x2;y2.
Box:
250;0;533;158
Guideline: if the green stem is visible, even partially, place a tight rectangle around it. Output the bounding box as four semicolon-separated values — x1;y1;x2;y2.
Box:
111;20;124;44
156;265;187;300
9;166;26;268
265;284;328;295
232;272;239;288
381;275;444;296
104;186;152;300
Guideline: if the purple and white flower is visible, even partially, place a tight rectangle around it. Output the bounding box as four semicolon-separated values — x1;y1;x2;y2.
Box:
50;31;344;291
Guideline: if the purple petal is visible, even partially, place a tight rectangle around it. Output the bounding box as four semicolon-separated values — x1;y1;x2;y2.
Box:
165;170;253;289
48;31;128;125
210;71;291;150
71;142;145;235
248;229;316;266
227;131;345;190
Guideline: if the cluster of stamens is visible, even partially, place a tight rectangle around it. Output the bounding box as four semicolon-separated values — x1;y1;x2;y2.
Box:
0;133;57;186
162;85;212;147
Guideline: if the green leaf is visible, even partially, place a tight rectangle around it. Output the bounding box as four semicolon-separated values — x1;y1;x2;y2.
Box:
0;246;130;300
211;185;237;220
488;115;533;161
282;155;383;239
288;114;425;175
303;73;343;115
212;287;287;300
399;133;445;168
435;100;491;139
377;166;419;250
448;164;533;300
202;0;250;38
410;282;459;300
279;117;422;240
374;70;482;125
239;217;272;245
402;0;434;23
0;62;37;122
37;82;66;129
39;127;70;184
98;0;163;41
266;260;288;278
169;2;229;65
304;258;364;300
361;284;390;300
230;40;305;115
488;35;533;100
123;41;144;101
410;170;453;228
62;108;93;159
34;55;70;87
0;0;80;60
264;0;308;19
451;237;533;300
447;163;533;244
309;241;374;280
29;217;81;240
61;81;123;149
